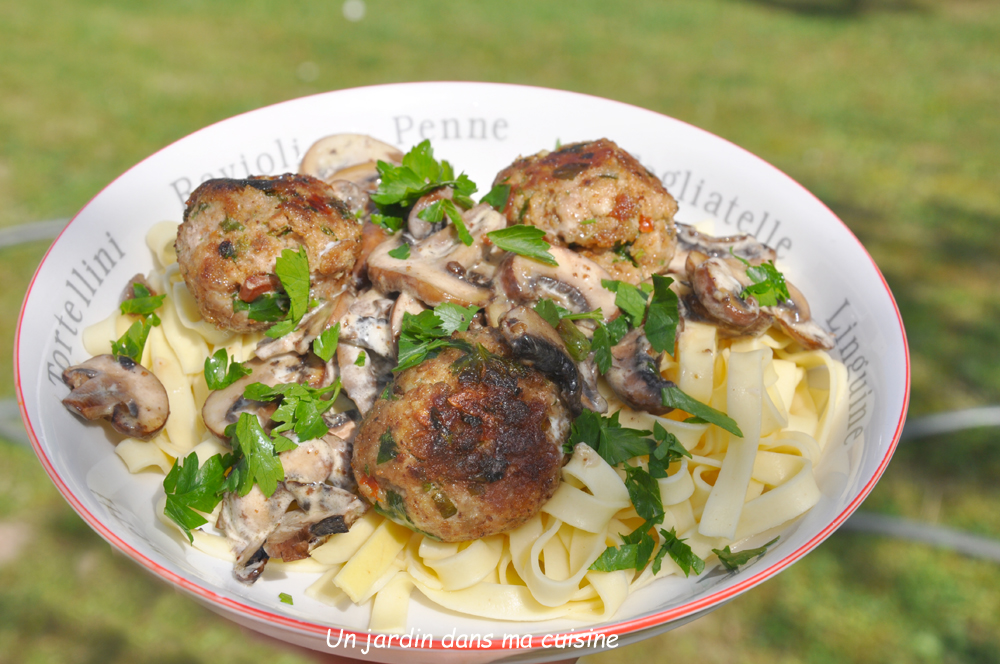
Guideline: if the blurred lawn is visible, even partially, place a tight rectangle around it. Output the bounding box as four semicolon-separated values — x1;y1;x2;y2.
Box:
2;0;998;662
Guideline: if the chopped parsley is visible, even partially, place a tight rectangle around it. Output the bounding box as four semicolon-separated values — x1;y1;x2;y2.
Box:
111;319;155;363
354;350;367;366
162;410;302;540
279;592;294;605
375;489;412;526
418;198;473;246
567;411;691;471
223;412;296;498
112;282;165;362
590;521;656;573
264;246;311;339
624;464;665;524
119;283;165;318
713;537;780;571
231;246;312;339
203;349;252;390
731;250;791;307
661;386;743;437
612;241;639;267
220;218;244;233
312;323;340;362
395;303;479;373
601;279;651;328
567;410;653;465
162;452;231;543
371;213;404;234
591;317;629;375
377;430;398;464
644;275;680;354
652;528;705;576
526;289;735;436
370;140;478;244
434;302;480;334
480;184;510;211
486;226;558;266
646;422;692;478
232;292;290;322
591;275;678;373
243;379;342;444
387;243;411;260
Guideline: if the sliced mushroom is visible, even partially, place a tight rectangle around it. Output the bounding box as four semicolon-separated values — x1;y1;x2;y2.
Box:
766;282;835;350
262;481;368;562
667;223;777;275
687;251;771;337
605;328;675;415
683;247;834;350
338;290;395;359
337;342;393;416
320;428;357;491
327;162;384;193
325;179;370;218
61;354;170;440
201;352;328;439
278;437;336;484
217;483;296;584
576;357;608;414
299;134;403;185
367;204;506;308
219;476;367;583
324;409;360;444
352;221;393;289
496;246;619;321
333;288;399;414
255;299;339;360
499;306;584;417
407;187;452;240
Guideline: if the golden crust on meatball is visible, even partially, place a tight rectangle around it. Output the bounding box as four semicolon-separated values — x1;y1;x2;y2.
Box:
175;174;363;332
494;138;678;284
351;329;571;542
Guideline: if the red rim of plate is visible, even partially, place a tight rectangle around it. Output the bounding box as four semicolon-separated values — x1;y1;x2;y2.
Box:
14;82;911;653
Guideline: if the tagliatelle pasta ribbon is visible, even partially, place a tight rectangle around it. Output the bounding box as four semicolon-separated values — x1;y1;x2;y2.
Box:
334;519;412;604
735;456;821;542
541;443;631;532
115;437;174;474
699;348;768;540
422;536;504;591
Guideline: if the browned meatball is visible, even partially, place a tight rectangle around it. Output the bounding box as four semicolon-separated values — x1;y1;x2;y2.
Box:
176;174;363;332
351;328;570;542
494;138;678;284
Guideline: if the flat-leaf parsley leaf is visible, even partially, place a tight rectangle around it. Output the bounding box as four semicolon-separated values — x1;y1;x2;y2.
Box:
487;226;558;266
203;349;252;390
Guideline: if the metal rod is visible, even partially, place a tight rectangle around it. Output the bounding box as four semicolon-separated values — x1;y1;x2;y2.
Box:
0;218;69;249
900;406;1000;442
840;512;1000;563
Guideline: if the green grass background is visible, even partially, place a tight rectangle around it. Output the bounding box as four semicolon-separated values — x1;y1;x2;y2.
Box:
2;0;999;662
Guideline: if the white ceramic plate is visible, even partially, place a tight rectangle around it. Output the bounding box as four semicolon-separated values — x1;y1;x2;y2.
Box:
15;82;909;663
